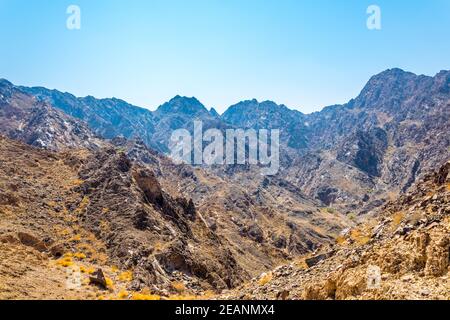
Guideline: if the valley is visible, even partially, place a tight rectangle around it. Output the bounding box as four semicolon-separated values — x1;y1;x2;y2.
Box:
0;68;449;300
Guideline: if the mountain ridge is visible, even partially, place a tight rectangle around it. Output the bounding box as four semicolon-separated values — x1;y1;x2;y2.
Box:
3;67;446;116
4;67;450;217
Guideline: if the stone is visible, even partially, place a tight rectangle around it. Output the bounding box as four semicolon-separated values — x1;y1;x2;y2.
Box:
89;268;108;289
17;232;47;252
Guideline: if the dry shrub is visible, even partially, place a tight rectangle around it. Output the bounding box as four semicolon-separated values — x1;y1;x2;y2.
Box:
132;293;161;300
105;277;114;290
118;271;133;282
74;252;86;260
392;212;404;228
118;290;129;299
56;255;74;267
350;229;371;245
172;281;186;293
336;235;346;245
258;272;273;286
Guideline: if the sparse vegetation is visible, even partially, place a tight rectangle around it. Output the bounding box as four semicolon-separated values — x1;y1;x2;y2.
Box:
105;277;114;290
71;179;84;187
335;235;346;245
56;255;74;268
350;228;371;245
392;212;404;229
258;272;273;286
171;281;186;293
131;293;161;300
74;196;90;216
118;271;133;282
74;252;87;260
118;290;129;299
322;207;336;214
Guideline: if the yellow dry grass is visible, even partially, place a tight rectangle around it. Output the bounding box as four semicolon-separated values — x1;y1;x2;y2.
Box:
172;281;186;293
258;272;273;286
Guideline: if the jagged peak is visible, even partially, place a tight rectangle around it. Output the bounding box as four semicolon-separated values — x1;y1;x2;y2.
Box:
0;78;13;87
168;95;202;105
209;107;220;117
367;68;419;83
156;95;208;115
224;99;297;117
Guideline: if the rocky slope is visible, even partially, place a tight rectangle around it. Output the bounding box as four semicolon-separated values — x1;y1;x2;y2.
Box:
219;161;450;300
0;136;246;298
0;98;346;300
284;69;450;215
20;85;158;150
0;80;103;151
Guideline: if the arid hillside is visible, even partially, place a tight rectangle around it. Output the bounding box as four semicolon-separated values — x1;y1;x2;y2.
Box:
0;136;346;299
219;162;450;300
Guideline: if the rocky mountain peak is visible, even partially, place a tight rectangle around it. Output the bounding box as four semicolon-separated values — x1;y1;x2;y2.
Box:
155;95;209;116
209;107;220;118
0;78;13;87
351;69;431;110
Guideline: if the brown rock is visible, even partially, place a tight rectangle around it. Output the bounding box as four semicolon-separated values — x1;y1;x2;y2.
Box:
434;161;450;185
17;232;47;252
276;290;290;300
89;269;108;289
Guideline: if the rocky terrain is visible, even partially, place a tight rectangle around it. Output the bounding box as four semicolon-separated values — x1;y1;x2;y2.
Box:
0;133;345;299
0;79;103;151
219;161;450;300
0;136;245;299
17;69;450;217
0;68;449;300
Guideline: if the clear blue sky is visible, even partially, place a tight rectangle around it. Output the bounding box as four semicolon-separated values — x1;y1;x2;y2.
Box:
0;0;449;113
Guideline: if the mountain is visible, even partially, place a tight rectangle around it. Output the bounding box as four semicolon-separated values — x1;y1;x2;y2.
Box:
152;96;227;152
5;69;450;216
20;85;158;150
284;69;450;215
219;161;450;300
209;107;220;118
222;99;308;149
0;68;449;300
0;80;346;298
6;69;450;217
0;135;248;298
0;79;103;151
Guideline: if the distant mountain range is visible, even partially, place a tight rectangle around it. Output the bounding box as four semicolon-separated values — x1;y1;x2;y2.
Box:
1;68;448;215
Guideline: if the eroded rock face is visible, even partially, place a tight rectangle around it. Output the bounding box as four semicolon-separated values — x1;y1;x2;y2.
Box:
218;161;450;300
73;147;247;291
435;161;450;185
133;168;164;206
0;81;103;151
0;68;449;299
425;235;449;277
14;69;450;217
337;128;388;177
